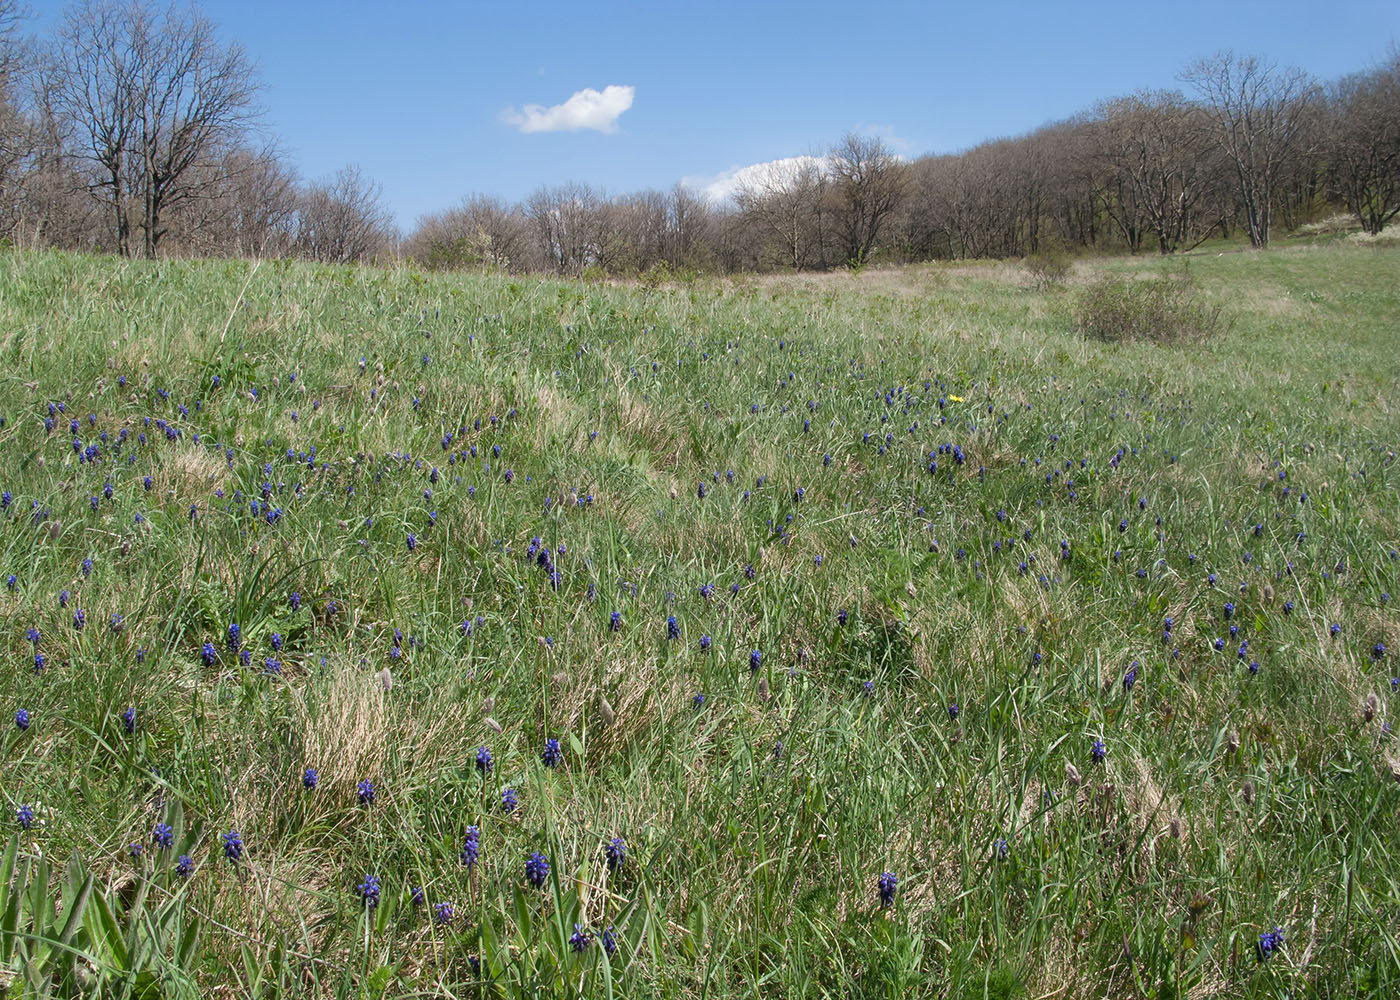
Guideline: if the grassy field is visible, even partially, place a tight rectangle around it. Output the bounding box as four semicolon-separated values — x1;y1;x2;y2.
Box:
0;241;1397;998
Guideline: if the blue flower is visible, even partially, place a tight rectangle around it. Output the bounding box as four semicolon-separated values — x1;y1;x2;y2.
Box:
542;738;563;768
610;611;622;632
358;874;381;908
222;829;243;863
15;709;29;731
948;703;960;721
749;650;762;671
152;823;173;849
699;634;712;652
1091;738;1107;763
878;871;898;907
357;780;375;806
434;901;454;926
227;622;241;652
16;804;35;830
1255;926;1284;962
569;923;591;952
201;642;217;666
605;836;627;871
693;692;706;709
476;745;493;774
501;787;519;814
666;615;680;640
122;707;137;734
176;855;193;878
525;850;550;888
460;826;481;867
601;925;618;955
303;768;319;790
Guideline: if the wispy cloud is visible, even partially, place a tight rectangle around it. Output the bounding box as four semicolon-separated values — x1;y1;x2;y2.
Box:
502;85;635;134
853;122;914;152
682;155;828;206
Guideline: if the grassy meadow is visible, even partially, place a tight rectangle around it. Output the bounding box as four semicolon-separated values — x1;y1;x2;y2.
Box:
0;241;1398;998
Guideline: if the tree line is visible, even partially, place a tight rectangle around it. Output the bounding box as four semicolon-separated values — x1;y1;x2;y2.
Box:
2;1;1397;273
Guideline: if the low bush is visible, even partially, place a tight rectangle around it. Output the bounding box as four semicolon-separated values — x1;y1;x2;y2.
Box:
1074;271;1230;344
1024;247;1072;290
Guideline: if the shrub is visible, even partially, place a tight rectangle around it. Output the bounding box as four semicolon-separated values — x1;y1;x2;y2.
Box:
1024;247;1072;291
1074;272;1230;344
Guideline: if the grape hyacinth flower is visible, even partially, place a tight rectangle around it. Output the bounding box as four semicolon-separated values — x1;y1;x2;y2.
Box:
434;901;454;926
357;874;381;909
605;836;627;871
475;745;493;774
501;787;519;814
460;826;480;867
948;703;960;721
1091;738;1107;763
693;692;707;709
569;923;591;952
749;649;762;672
1255;926;1284;963
176;855;193;878
201;642;217;666
666;615;680;640
303;768;319;790
15;709;29;731
222;829;243;863
152;823;173;850
122;707;137;735
541;738;563;768
17;804;35;830
524;850;549;888
601;925;618;956
878;871;898;908
357;779;375;806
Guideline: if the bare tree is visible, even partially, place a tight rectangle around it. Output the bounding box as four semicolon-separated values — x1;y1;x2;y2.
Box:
1182;52;1317;247
294;164;394;264
46;0;260;257
1327;54;1400;234
734;156;830;270
406;193;527;272
1090;91;1224;253
827;132;908;267
166;142;296;256
0;0;33;242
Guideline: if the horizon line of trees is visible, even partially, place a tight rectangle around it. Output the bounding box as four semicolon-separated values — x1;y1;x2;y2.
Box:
1;1;1396;274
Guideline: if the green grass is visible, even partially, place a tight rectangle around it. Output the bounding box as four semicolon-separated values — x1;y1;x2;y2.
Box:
0;242;1397;998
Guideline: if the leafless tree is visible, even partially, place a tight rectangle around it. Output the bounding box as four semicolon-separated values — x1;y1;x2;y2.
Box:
1090;91;1224;253
1326;54;1400;234
0;0;33;242
45;0;260;257
294;165;395;264
825;132;908;266
166;142;296;256
1182;52;1317;247
734;156;831;270
406;193;528;272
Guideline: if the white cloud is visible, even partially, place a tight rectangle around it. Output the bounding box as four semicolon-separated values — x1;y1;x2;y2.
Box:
682;155;829;206
502;85;635;134
853;122;914;152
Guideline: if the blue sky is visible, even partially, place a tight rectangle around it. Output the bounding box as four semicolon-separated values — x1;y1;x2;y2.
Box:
29;1;1400;227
